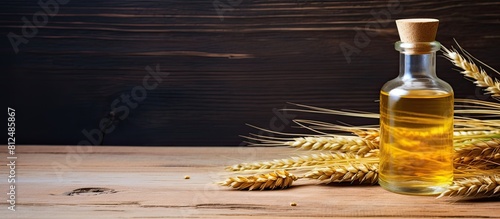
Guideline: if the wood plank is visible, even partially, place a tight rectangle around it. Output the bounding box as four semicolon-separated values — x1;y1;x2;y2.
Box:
2;1;500;145
1;146;499;218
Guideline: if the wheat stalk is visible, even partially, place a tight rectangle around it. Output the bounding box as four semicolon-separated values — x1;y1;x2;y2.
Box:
226;151;378;171
218;170;298;190
437;175;500;199
442;46;500;99
303;162;378;184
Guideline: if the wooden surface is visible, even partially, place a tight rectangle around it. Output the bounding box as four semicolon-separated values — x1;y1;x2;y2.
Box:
1;146;499;218
2;1;500;146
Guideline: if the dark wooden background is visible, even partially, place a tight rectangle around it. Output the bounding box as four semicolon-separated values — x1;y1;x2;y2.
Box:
1;0;499;146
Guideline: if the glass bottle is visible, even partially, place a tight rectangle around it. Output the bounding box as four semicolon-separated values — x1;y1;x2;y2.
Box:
379;19;454;195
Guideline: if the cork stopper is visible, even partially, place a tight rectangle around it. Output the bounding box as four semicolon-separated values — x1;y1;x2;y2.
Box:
396;18;439;42
395;18;439;54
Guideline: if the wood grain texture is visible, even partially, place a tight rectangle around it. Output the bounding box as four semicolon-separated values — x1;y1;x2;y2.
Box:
1;0;500;145
0;145;499;218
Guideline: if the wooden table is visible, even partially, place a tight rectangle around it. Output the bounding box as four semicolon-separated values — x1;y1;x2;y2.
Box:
1;146;499;218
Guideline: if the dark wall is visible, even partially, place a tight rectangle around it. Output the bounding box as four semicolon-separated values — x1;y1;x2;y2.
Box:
2;0;499;146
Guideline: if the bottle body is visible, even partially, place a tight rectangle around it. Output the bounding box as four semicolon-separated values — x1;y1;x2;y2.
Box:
379;41;454;195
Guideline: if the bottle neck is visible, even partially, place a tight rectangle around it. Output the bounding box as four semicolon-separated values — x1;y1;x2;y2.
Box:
399;52;437;80
395;41;440;80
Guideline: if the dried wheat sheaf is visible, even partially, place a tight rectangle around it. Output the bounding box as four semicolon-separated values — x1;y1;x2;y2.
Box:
218;42;500;200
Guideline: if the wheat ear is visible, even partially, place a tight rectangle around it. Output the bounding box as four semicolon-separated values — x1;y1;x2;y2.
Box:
454;138;500;167
357;129;500;144
353;129;500;139
285;136;378;155
218;170;298;190
454;130;500;140
226;151;378;171
346;129;500;144
442;46;500;99
437;175;500;199
303;162;378;184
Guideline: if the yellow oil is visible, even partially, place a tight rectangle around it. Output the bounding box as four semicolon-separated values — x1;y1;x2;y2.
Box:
379;89;454;195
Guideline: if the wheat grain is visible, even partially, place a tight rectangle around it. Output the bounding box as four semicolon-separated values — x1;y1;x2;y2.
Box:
226;151;378;171
437;175;500;199
304;162;378;184
363;149;380;158
353;129;380;146
219;170;298;190
442;46;500;98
